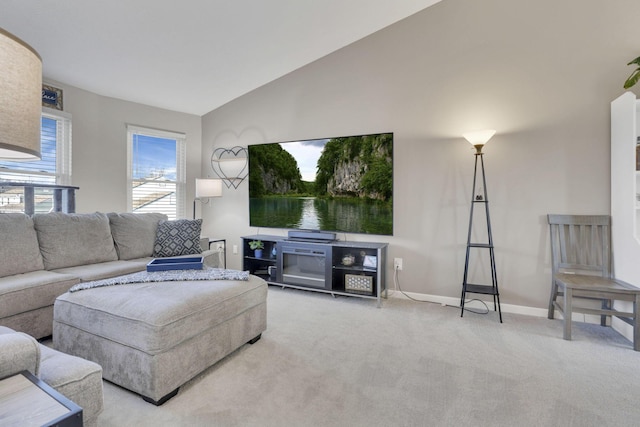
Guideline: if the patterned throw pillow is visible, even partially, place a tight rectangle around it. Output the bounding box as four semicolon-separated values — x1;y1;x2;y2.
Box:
152;219;203;257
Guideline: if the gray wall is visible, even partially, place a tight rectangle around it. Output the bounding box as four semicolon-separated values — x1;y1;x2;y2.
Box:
200;0;640;312
46;80;202;214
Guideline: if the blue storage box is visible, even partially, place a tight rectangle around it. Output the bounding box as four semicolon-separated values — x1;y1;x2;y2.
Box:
147;256;204;272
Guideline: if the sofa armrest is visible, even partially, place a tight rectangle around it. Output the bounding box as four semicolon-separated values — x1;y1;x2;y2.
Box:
199;237;209;251
0;331;41;379
201;249;223;269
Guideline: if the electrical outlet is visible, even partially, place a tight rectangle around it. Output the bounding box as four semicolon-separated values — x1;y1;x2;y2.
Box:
233;244;238;254
394;258;403;270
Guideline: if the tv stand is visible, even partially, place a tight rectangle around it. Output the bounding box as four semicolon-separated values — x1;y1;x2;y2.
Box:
242;235;388;307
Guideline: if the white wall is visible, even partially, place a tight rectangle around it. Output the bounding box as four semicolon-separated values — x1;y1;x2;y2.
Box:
200;0;640;311
46;80;202;214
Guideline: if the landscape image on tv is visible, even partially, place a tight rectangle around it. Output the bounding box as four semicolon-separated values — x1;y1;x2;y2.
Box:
248;132;393;236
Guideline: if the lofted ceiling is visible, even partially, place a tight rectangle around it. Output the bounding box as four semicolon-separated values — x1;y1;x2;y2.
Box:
1;0;442;116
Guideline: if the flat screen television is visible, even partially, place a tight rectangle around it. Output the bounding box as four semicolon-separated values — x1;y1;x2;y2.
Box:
248;132;393;236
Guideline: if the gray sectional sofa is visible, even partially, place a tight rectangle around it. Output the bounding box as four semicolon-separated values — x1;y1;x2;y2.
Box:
0;211;220;339
1;210;266;415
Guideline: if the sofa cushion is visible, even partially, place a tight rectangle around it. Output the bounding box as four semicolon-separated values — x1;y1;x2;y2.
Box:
108;212;167;260
0;213;45;278
33;212;118;270
153;219;203;257
52;260;148;282
0;271;80;319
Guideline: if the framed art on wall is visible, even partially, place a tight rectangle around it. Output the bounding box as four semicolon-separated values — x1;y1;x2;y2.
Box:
42;84;63;110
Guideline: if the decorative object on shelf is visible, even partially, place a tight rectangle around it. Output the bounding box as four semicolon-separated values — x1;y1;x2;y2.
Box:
193;178;222;219
341;254;355;266
271;245;277;258
268;265;277;280
363;255;377;269
249;239;264;258
345;274;373;294
624;56;640;90
42;83;63;110
210;146;248;189
0;27;42;160
460;129;502;323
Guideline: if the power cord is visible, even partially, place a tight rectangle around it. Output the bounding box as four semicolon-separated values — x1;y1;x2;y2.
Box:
393;265;438;304
393;265;490;315
460;299;490;315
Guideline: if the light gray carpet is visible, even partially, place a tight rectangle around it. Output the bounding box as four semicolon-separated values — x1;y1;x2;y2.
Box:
96;287;640;426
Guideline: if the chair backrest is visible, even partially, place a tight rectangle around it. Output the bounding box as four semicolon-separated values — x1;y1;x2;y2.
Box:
547;214;611;278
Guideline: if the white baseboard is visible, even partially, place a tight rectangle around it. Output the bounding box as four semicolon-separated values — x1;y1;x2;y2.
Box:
388;290;634;343
387;290;547;317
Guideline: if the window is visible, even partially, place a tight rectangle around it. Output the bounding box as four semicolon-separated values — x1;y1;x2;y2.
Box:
0;109;72;213
127;125;186;220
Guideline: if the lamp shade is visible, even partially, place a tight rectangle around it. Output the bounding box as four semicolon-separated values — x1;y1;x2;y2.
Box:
195;178;223;198
0;28;42;160
462;129;496;147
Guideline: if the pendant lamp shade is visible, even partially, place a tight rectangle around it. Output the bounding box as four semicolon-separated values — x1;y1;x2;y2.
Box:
0;28;42;160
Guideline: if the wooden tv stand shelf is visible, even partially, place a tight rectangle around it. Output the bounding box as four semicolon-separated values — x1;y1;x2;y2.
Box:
242;235;388;307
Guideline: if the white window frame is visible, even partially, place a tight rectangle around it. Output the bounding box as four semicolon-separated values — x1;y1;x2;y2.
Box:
0;107;72;185
126;124;186;219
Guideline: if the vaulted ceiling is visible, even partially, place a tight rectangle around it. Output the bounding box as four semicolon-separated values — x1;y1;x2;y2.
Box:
1;1;442;115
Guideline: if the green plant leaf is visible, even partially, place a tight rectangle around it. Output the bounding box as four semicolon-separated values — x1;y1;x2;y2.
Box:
249;240;264;250
624;69;640;89
628;56;640;66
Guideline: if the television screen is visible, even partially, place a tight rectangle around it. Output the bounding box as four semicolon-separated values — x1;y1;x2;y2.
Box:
248;132;393;235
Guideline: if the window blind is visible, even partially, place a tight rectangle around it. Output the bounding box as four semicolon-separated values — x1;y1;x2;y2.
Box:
127;125;186;220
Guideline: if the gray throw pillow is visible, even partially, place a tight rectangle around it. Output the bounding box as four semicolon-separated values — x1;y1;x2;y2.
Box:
0;213;45;277
33;212;118;270
108;212;168;260
152;219;203;257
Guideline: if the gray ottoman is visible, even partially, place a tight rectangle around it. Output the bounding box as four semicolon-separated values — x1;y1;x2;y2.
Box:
52;275;267;405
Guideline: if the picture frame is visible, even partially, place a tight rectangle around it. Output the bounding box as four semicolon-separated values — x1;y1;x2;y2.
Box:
363;255;377;269
42;84;63;110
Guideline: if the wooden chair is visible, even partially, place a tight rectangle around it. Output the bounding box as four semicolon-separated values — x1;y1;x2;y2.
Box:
547;214;640;351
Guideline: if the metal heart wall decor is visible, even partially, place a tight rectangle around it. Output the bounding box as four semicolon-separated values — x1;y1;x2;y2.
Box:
210;146;248;189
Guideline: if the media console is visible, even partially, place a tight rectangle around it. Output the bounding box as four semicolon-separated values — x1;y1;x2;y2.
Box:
241;234;388;307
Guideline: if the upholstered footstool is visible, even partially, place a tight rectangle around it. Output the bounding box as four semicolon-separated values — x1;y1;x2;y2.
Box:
52;275;267;405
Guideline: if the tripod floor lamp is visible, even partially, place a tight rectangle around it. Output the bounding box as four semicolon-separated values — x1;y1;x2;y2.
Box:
193;178;222;219
459;129;502;323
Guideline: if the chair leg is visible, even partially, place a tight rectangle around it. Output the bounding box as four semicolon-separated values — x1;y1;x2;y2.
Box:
600;299;610;326
563;286;572;341
548;280;558;319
